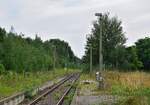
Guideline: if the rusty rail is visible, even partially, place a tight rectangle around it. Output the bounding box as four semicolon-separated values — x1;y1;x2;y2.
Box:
56;74;80;105
0;92;25;105
28;73;79;105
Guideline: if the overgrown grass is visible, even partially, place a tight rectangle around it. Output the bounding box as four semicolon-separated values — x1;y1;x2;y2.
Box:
104;71;150;105
0;69;79;99
105;71;150;96
113;96;150;105
78;71;150;104
77;73;101;96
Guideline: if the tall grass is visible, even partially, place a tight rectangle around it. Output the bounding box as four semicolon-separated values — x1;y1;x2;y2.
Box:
79;71;150;104
105;71;150;96
104;71;150;105
0;69;78;99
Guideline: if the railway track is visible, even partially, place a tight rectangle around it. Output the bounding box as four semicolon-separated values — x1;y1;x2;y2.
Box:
27;73;80;105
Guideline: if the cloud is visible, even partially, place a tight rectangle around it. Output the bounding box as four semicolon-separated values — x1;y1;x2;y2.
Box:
0;0;150;58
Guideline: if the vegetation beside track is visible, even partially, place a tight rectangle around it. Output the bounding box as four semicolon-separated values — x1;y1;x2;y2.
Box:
78;71;150;105
0;69;79;99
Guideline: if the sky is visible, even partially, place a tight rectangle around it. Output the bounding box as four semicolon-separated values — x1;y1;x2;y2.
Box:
0;0;150;58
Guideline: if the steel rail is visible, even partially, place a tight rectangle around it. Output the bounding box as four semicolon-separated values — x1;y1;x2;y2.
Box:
56;74;80;105
28;73;76;105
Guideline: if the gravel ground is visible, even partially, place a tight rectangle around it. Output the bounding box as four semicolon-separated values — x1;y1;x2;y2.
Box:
71;94;118;105
20;76;66;105
35;81;70;105
30;74;78;105
71;80;118;105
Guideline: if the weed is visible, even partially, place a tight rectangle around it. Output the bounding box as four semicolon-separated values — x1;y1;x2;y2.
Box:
0;69;79;99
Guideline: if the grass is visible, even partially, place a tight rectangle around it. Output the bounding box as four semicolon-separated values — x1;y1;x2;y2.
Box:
78;71;150;105
92;96;150;105
104;71;150;105
0;69;79;99
115;96;150;105
105;71;150;96
78;73;102;95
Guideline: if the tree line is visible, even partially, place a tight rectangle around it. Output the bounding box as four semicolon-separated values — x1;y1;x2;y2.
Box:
82;13;150;71
0;28;80;73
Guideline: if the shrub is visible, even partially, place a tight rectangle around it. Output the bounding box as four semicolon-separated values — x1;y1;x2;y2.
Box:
0;64;5;74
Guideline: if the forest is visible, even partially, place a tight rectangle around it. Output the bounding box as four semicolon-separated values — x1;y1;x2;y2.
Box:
0;28;80;74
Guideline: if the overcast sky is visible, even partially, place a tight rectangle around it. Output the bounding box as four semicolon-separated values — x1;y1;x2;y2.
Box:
0;0;150;58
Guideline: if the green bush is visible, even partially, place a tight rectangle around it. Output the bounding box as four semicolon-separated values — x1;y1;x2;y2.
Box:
115;96;149;105
0;64;5;74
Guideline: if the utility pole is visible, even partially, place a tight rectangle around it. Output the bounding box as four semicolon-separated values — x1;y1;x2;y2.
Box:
95;13;103;72
95;13;104;89
65;46;69;73
53;45;56;71
90;45;92;74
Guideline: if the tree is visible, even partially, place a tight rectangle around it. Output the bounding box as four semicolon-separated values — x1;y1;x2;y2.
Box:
0;64;5;74
0;27;6;41
0;28;6;67
45;39;79;68
125;46;143;70
135;37;150;70
0;27;80;73
83;13;126;70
